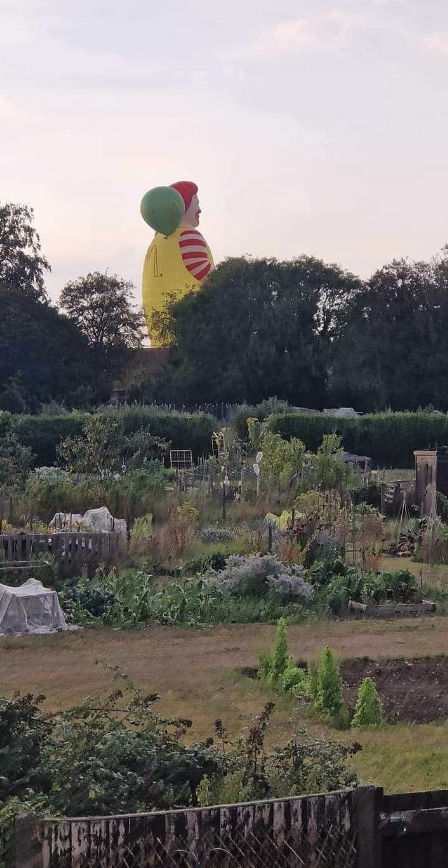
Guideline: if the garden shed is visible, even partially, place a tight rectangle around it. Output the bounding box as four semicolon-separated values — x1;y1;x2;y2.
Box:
414;449;448;516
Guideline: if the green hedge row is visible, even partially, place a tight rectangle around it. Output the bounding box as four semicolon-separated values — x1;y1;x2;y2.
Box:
4;408;216;467
266;412;448;468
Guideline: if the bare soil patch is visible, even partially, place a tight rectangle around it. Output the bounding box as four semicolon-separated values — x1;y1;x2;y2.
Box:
341;655;448;724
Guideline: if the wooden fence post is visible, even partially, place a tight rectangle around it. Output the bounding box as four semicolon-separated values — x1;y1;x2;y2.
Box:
353;785;383;868
12;816;43;868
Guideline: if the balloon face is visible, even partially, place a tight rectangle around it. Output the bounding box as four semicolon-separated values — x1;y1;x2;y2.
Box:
140;186;185;236
181;193;201;228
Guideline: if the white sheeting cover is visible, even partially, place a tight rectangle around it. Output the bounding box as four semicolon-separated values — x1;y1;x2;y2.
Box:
0;578;68;636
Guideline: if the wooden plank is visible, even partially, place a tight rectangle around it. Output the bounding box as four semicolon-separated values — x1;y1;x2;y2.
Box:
381;806;448;837
383;791;448;813
70;820;91;865
89;819;110;868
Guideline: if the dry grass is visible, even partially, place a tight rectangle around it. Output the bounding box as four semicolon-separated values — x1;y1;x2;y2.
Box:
4;617;448;793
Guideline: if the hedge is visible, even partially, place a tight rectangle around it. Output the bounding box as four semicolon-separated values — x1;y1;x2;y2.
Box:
266;412;448;468
9;408;216;467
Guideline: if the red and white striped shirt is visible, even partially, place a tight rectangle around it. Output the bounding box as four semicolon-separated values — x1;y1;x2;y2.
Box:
179;229;212;282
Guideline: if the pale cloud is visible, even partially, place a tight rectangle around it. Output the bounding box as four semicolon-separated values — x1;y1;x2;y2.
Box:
0;94;19;119
241;9;369;57
419;31;448;58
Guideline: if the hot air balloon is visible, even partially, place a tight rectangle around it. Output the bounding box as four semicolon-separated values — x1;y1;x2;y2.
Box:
141;181;214;347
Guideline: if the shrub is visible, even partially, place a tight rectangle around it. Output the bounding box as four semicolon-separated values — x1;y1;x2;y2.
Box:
183;550;228;575
0;430;34;489
12;413;86;467
129;514;153;560
281;660;308;696
315;647;343;716
211;554;313;600
258;620;309;694
25;464;171;524
352;677;383;727
265;618;289;687
199;527;235;543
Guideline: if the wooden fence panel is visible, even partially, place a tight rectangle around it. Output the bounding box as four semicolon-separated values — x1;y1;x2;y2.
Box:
0;532;121;579
13;788;361;868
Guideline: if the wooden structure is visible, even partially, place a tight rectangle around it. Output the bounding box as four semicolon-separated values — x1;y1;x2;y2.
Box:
342;452;371;485
348;599;436;618
169;449;193;471
0;532;121;579
8;785;448;868
414;449;448;516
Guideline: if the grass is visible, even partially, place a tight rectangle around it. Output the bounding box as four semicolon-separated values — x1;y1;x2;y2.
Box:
4;617;448;792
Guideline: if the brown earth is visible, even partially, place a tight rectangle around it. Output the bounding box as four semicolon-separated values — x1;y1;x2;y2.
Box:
341;656;448;724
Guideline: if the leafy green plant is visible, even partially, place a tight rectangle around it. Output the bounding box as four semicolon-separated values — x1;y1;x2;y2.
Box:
315;647;344;717
352;677;383;727
281;661;308;696
261;432;306;491
0;680;357;822
313;434;354;491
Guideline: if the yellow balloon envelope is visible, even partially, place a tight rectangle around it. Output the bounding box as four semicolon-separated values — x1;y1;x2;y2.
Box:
142;227;214;347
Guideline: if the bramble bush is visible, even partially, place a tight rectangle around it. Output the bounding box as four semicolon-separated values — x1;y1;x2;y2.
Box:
0;680;357;824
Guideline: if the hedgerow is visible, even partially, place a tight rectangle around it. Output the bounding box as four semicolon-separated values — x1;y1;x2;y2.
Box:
266;411;448;467
10;407;215;467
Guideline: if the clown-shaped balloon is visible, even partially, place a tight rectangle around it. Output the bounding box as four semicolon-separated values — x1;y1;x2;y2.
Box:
141;181;214;346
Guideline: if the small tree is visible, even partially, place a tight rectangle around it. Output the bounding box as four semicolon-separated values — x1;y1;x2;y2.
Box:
262;432;306;491
352;677;383;727
57;416;123;476
313;434;353;491
259;618;289;687
315;647;343;716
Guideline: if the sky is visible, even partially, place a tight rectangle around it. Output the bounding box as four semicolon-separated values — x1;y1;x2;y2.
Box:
1;0;448;305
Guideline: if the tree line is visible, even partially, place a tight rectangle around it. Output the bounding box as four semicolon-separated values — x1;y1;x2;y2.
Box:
1;200;448;414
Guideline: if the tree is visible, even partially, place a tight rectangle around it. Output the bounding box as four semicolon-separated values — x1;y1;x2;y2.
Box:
0;282;101;411
60;272;145;357
152;257;360;407
315;647;343;716
0;203;50;299
329;254;448;411
352;677;383;727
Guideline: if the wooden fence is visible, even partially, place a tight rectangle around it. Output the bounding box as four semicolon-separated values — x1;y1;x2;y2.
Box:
7;787;376;868
8;785;448;867
0;532;122;579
